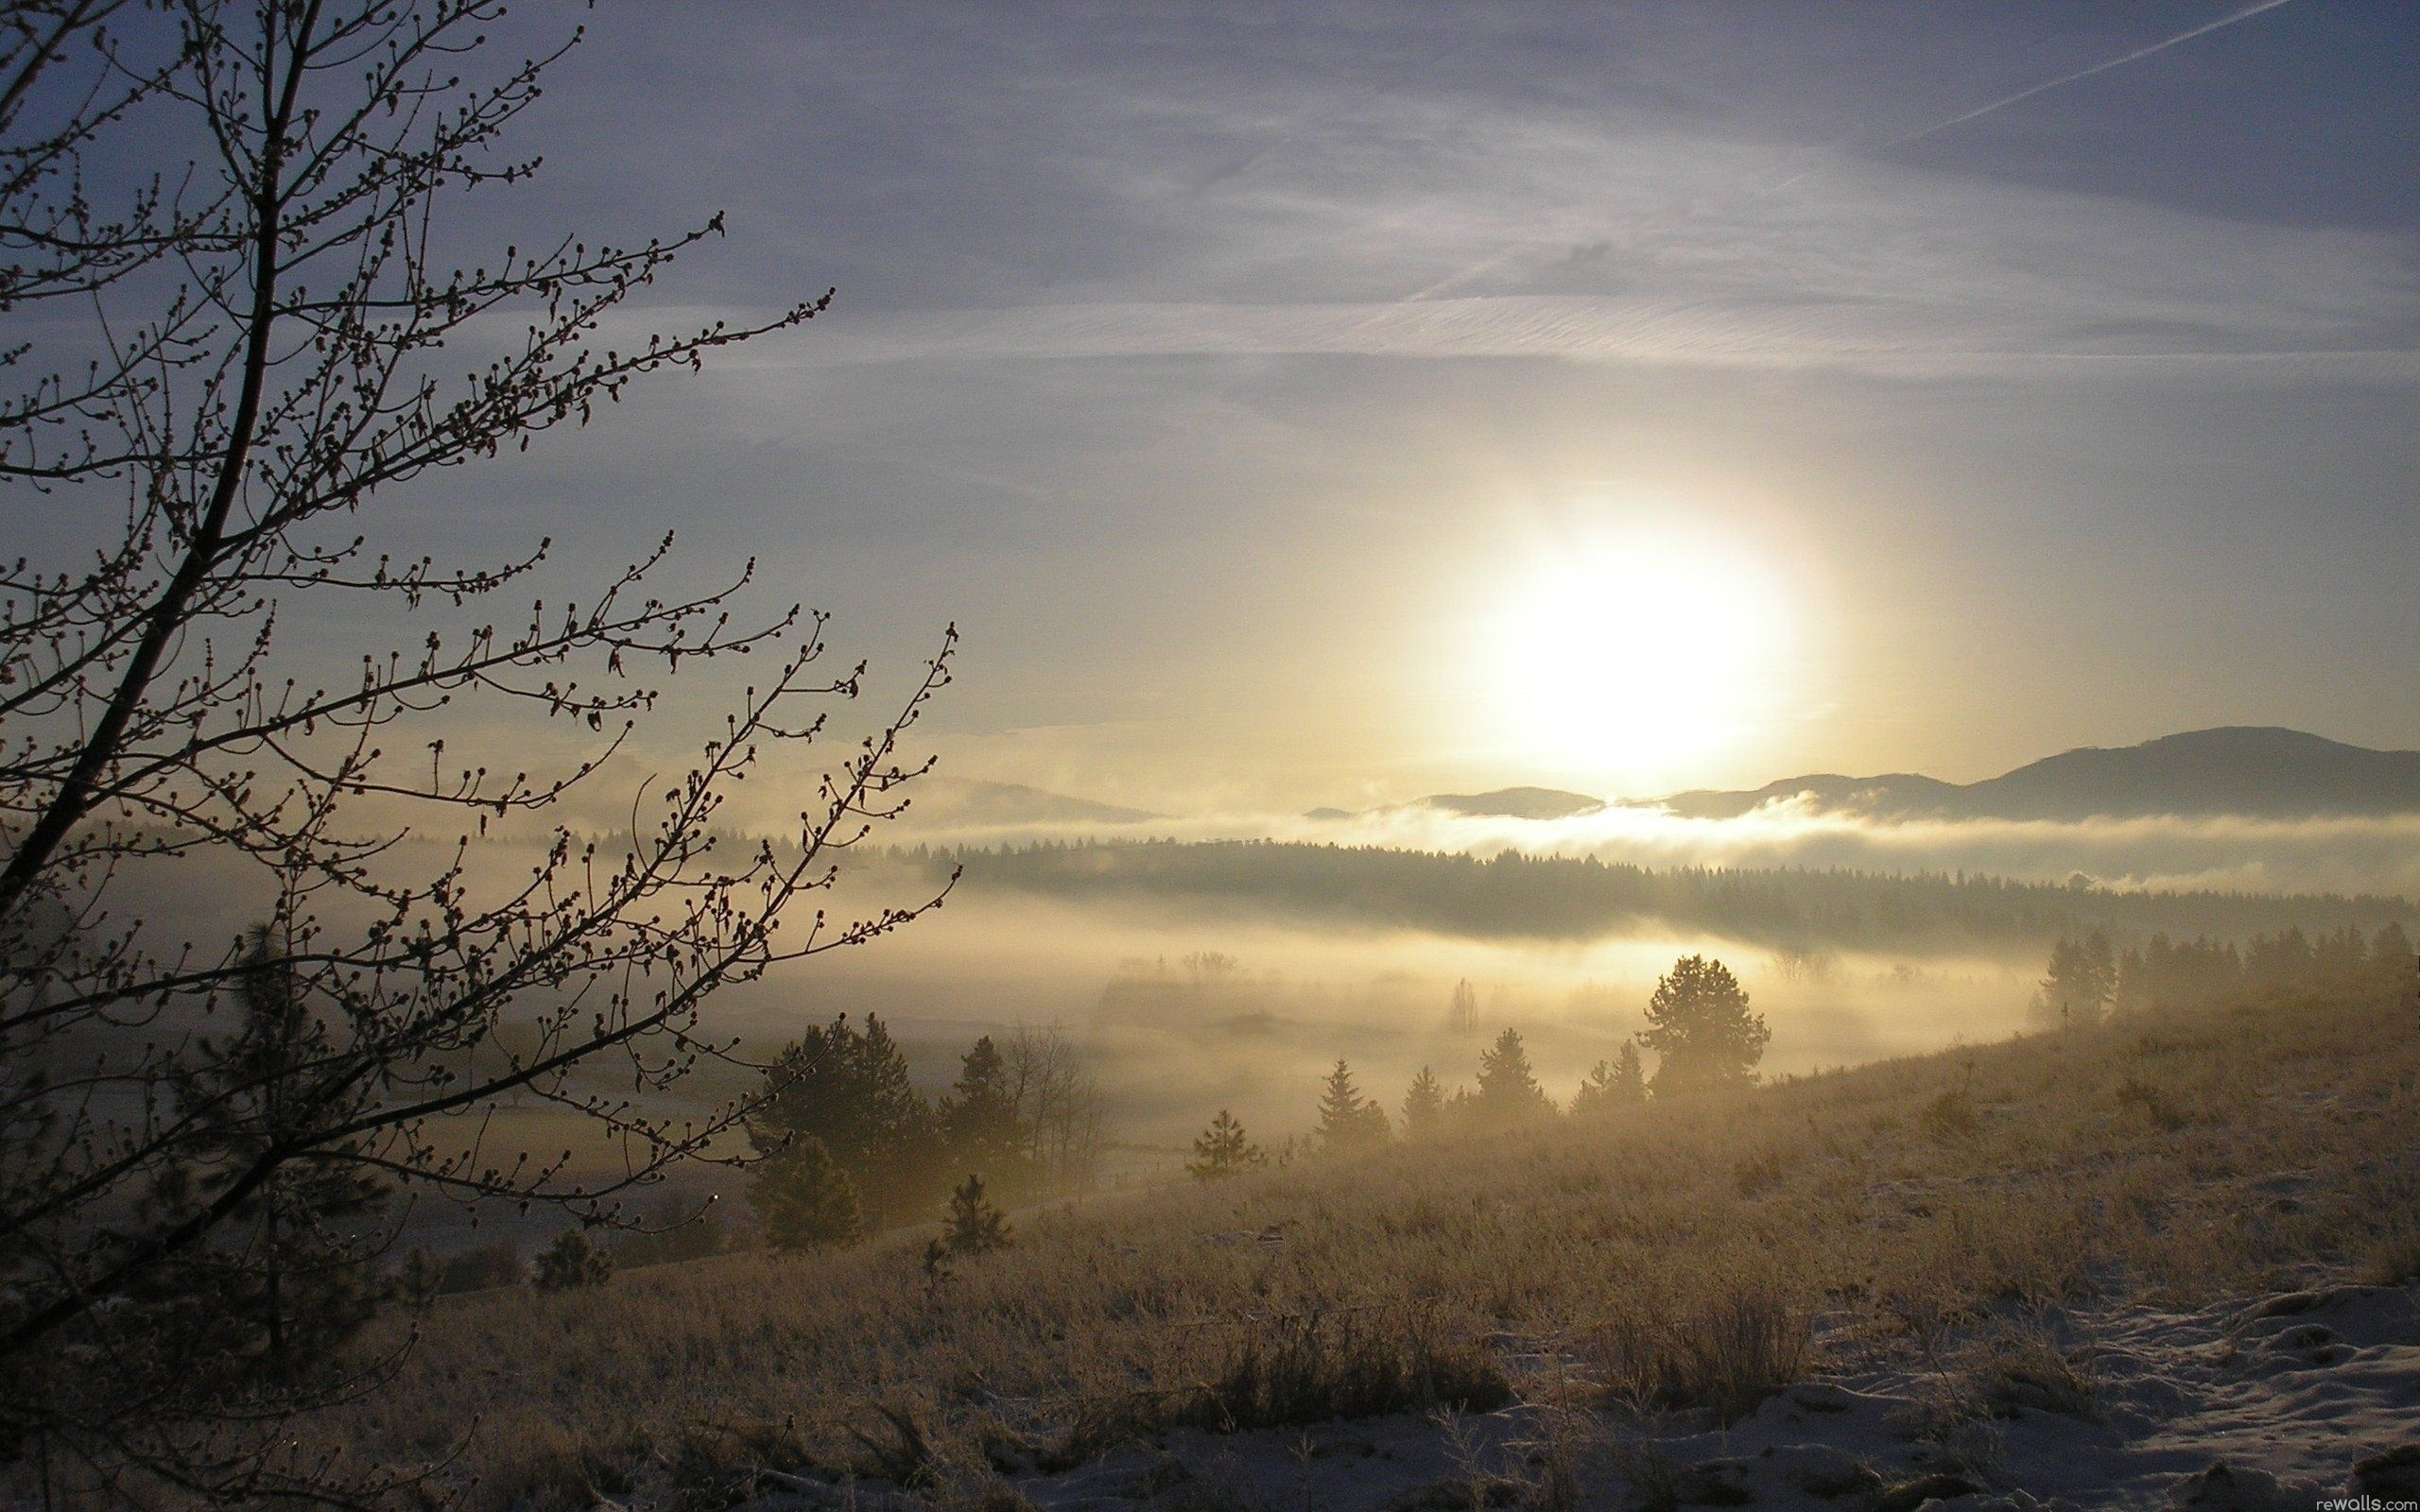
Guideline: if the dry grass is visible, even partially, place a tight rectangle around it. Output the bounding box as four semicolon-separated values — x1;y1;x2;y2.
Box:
322;991;2418;1507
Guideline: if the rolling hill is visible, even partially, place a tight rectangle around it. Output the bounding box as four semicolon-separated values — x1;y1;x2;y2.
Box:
1652;727;2420;822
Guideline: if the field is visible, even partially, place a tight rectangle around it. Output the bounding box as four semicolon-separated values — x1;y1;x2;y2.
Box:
330;986;2420;1510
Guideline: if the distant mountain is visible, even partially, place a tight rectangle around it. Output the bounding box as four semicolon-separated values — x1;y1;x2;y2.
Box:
1422;786;1607;820
1305;786;1607;823
908;779;1161;828
1654;728;2420;822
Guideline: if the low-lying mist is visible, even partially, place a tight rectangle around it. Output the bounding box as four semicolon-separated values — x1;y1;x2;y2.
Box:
890;797;2420;897
729;883;2037;1160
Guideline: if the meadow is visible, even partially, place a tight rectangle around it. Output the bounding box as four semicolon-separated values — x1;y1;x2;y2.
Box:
335;981;2420;1510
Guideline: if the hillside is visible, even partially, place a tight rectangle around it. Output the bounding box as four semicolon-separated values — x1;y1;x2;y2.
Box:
333;985;2420;1509
1657;727;2420;821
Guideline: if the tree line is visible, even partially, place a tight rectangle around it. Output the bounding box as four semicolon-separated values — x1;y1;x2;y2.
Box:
2037;921;2417;1024
903;840;2418;955
1185;955;1769;1176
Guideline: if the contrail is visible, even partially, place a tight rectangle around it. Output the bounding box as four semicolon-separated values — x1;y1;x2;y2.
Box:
1874;0;2298;151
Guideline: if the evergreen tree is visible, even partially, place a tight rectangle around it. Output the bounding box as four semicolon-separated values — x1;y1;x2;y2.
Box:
1569;1040;1648;1116
2372;922;2417;1001
137;928;390;1386
942;1035;1030;1194
2082;931;2118;1012
1640;955;1769;1096
751;1134;864;1250
1612;1040;1647;1101
939;1174;1012;1257
2039;934;2116;1025
1401;1066;1445;1140
1474;1027;1555;1125
1186;1109;1266;1180
531;1229;614;1293
749;1012;942;1227
1315;1059;1390;1154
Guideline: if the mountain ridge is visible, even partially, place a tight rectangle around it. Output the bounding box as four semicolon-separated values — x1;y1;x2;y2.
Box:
1651;726;2420;822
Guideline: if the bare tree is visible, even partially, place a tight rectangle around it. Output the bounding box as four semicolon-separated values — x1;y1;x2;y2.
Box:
1003;1022;1102;1193
0;1;950;1500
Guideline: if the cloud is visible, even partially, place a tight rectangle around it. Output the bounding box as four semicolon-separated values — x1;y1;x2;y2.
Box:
742;87;2416;382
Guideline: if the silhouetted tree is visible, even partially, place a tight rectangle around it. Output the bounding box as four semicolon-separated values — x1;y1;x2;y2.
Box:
1448;978;1480;1034
1003;1023;1105;1194
2040;932;2118;1023
1640;956;1769;1095
1401;1066;1445;1140
750;1136;863;1252
942;1036;1030;1194
1570;1040;1648;1116
135;928;390;1388
1186;1110;1265;1181
750;1014;943;1228
0;1;951;1498
530;1229;614;1294
1474;1027;1555;1125
1315;1059;1391;1155
938;1174;1011;1257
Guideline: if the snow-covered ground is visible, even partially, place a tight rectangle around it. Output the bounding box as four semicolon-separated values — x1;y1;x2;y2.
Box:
752;1278;2419;1510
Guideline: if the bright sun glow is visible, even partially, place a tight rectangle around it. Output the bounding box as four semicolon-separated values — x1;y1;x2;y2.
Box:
1484;520;1800;787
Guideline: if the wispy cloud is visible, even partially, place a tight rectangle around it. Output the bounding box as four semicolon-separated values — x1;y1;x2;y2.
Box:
1875;0;2299;152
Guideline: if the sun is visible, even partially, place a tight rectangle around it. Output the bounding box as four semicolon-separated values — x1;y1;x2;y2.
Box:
1479;518;1800;788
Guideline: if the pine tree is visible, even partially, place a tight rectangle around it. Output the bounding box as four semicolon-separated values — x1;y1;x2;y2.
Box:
137;928;391;1386
749;1012;942;1227
942;1035;1031;1194
1640;956;1769;1096
940;1174;1012;1257
531;1229;614;1293
1186;1109;1266;1180
751;1134;864;1250
1568;1040;1647;1116
1315;1059;1391;1155
1475;1027;1555;1125
1401;1066;1445;1140
1611;1040;1647;1101
2040;934;2117;1024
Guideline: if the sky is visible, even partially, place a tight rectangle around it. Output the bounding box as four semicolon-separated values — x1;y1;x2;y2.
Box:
58;0;2420;816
